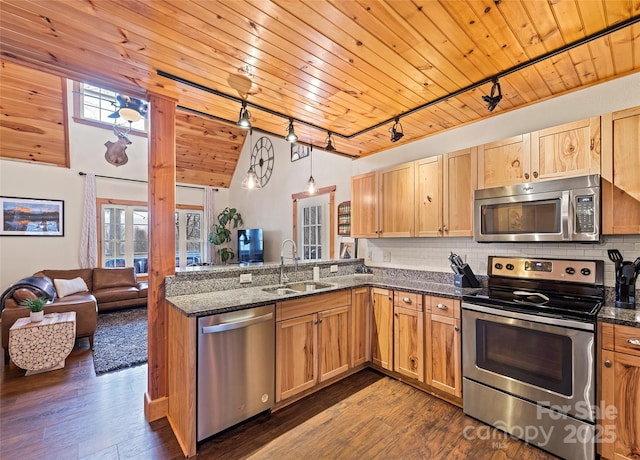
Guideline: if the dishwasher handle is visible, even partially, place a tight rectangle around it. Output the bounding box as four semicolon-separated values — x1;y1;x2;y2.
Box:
201;312;273;334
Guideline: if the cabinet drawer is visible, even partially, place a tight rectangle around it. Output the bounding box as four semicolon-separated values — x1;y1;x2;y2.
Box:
277;290;351;321
429;296;460;319
394;291;422;311
614;324;640;357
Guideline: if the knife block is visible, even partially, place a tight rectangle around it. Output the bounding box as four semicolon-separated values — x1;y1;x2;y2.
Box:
454;264;481;288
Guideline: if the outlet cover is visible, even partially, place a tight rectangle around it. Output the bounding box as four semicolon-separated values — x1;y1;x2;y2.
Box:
383;251;391;262
330;264;338;273
240;273;252;284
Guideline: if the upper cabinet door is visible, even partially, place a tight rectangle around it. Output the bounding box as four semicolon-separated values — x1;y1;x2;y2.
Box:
602;107;640;234
379;161;415;237
415;156;443;237
445;147;477;237
477;134;531;189
531;117;601;182
351;172;379;238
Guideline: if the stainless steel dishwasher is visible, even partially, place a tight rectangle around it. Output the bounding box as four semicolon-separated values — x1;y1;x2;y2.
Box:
197;304;275;442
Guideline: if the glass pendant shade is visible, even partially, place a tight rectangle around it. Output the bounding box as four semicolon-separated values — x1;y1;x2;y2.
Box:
241;165;261;190
306;175;316;195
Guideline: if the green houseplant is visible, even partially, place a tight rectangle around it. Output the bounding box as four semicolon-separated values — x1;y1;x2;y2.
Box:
21;297;47;322
208;207;243;264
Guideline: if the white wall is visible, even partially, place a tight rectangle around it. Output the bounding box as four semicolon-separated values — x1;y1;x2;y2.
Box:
227;133;353;263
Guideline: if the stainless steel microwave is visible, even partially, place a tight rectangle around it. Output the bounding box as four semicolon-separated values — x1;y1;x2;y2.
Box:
474;174;600;243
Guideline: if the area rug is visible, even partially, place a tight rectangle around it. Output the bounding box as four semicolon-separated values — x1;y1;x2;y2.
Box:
92;307;147;375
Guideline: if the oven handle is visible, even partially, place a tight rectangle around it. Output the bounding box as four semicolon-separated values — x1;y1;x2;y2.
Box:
461;302;595;331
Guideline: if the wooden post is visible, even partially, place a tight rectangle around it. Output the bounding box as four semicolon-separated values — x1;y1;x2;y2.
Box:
144;93;177;422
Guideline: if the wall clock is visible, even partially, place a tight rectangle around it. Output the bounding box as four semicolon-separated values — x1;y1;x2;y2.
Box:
250;136;275;187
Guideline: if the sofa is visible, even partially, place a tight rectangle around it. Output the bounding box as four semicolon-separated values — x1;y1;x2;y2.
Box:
1;267;147;365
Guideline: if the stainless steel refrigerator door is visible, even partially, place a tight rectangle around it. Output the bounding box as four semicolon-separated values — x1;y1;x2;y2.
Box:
197;304;275;441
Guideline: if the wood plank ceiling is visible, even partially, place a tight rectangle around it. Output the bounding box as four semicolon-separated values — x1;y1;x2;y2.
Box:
1;0;639;187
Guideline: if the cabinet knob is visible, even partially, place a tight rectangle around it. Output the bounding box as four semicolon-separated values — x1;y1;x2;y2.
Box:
524;172;530;180
436;303;448;310
604;360;612;368
454;326;460;332
443;225;448;232
438;227;443;232
533;171;539;178
394;313;399;317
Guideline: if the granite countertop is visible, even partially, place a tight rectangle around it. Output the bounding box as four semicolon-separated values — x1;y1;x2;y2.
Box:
167;274;478;317
598;305;640;328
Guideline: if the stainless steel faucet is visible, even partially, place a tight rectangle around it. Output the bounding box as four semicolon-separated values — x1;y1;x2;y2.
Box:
280;238;298;284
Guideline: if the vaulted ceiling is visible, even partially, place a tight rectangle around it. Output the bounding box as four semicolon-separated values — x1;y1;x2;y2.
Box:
1;1;639;186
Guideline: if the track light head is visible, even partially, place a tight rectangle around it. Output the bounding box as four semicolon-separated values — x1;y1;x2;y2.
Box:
237;101;251;128
285;118;298;142
483;78;503;112
389;117;404;143
324;132;336;152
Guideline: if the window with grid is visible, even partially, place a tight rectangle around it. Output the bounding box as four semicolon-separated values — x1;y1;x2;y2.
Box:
101;204;203;274
302;205;322;260
76;82;147;132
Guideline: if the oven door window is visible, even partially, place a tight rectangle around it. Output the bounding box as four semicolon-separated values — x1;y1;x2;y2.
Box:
476;320;572;396
481;199;560;235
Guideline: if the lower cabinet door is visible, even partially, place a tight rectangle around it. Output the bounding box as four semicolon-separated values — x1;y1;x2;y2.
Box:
276;314;317;402
318;306;350;382
371;288;393;370
394;306;424;382
426;313;461;397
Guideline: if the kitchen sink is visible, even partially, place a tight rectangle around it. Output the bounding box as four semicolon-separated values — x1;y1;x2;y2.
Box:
261;281;335;295
261;286;297;295
285;281;335;292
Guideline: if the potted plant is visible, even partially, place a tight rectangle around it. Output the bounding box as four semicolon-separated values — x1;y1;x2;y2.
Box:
208;207;244;264
21;297;47;322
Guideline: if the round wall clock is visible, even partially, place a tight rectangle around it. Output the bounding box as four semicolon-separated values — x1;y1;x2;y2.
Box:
250;136;275;187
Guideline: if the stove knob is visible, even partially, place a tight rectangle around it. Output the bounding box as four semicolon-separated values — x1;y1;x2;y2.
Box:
494;263;503;270
565;267;576;275
506;264;515;270
581;268;591;276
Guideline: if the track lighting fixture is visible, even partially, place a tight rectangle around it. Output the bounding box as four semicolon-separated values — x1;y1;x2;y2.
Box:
108;95;148;122
482;78;503;112
306;145;316;195
389;117;404;143
285;118;298;143
324;131;336;152
237;101;251;128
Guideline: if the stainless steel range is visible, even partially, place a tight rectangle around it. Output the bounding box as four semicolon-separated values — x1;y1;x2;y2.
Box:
462;256;604;460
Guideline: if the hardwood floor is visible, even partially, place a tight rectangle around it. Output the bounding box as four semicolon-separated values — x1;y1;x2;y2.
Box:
1;340;557;460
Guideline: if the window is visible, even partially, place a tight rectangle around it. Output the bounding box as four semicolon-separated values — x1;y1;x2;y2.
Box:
302;204;323;260
73;82;147;134
100;201;203;274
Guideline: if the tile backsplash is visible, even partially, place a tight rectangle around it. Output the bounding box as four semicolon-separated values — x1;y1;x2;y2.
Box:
361;234;640;288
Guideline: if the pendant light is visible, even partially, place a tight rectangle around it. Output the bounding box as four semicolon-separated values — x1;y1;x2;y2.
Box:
306;145;316;195
285;118;298;143
241;129;261;190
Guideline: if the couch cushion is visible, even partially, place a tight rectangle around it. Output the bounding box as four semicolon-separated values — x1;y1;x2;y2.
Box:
93;286;140;304
54;276;89;298
136;281;148;299
93;267;136;290
43;269;93;292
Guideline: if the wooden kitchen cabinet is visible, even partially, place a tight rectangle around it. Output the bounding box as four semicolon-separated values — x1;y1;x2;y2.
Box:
599;322;640;460
601;106;640;234
477;134;531;188
351;161;414;238
393;291;424;382
425;296;462;398
351;171;378;238
371;287;393;370
415;148;476;237
351;287;371;367
276;290;351;402
531;117;601;181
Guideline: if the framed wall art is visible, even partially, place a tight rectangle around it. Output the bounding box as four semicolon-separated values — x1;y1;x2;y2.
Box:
0;196;64;236
291;143;310;162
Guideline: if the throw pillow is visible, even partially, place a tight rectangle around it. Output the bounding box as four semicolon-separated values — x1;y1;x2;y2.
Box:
12;288;38;304
54;277;89;298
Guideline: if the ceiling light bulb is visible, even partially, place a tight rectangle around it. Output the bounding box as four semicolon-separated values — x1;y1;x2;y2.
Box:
285;119;298;143
238;103;251;128
241;165;261;190
306;175;316;195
